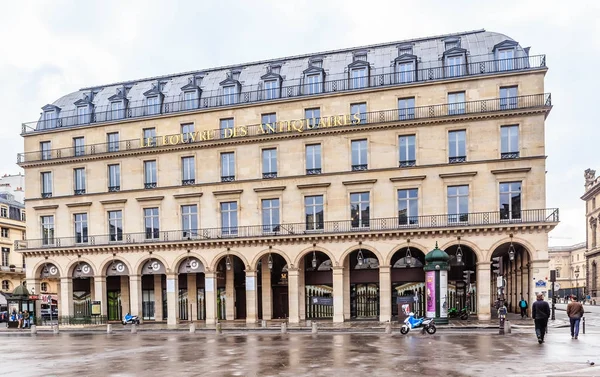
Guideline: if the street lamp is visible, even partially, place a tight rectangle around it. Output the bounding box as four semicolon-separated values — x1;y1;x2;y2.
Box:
268;253;273;270
575;267;580;299
357;249;364;266
312;251;318;269
405;240;413;267
508;235;516;261
456;237;463;264
226;255;232;271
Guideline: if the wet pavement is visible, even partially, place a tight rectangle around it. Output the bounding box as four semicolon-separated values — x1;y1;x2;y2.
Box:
1;331;599;376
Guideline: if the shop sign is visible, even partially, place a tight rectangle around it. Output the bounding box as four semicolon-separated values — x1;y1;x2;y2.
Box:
535;280;547;288
91;301;101;316
310;296;333;306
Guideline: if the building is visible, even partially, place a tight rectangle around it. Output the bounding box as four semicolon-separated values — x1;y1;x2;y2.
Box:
0;173;25;204
16;29;557;325
548;242;586;299
583;168;600;300
0;192;27;300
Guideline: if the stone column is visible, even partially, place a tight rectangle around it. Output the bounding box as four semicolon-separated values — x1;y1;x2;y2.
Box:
225;265;235;320
166;273;178;328
245;270;258;324
476;261;491;321
188;274;197;321
153;275;163;321
129;275;143;318
59;277;73;317
205;272;217;325
298;259;306;321
343;258;351;319
261;256;272;320
332;267;345;323
288;268;300;323
120;276;130;316
27;278;42;320
93;276;107;316
379;266;392;322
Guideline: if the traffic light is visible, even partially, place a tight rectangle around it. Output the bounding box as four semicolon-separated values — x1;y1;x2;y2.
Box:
463;270;474;284
492;256;504;275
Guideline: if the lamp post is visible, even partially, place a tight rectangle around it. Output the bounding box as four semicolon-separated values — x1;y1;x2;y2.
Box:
575;267;580;300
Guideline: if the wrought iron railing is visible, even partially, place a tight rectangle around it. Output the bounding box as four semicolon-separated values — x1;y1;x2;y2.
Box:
17;93;552;164
21;55;546;136
15;208;559;250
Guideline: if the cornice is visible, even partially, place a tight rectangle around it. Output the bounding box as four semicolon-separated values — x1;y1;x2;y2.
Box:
342;179;377;186
65;202;93;208
253;186;286;193
100;199;128;205
173;193;204;199
439;171;478;179
213;189;243;196
491;167;532;175
297;183;331;189
135;196;165;202
32;205;59;210
389;175;426;182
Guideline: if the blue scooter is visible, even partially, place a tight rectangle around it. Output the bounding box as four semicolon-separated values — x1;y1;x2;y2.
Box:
400;312;436;335
122;313;140;325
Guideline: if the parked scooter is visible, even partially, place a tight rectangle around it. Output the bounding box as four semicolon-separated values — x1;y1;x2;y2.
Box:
400;312;436;335
448;307;470;320
122;313;140;325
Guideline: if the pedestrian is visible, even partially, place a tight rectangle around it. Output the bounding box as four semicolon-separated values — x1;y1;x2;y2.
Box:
519;297;528;318
532;293;550;344
23;310;30;329
17;311;23;329
566;296;584;339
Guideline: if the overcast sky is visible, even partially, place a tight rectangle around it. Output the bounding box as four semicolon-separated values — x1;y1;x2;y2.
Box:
0;0;597;246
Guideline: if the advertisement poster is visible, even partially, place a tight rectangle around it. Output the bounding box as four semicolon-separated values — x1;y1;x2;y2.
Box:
426;271;436;318
439;270;448;318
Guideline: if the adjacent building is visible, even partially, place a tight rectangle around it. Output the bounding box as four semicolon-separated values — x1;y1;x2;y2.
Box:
0;192;26;298
0;173;25;204
548;242;586;299
583;168;600;300
16;29;557;325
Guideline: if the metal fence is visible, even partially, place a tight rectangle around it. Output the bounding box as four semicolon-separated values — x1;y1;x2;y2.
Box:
34;315;108;326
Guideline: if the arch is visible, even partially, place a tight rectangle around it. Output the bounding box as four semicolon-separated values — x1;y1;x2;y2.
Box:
209;249;250;272
173;252;209;274
134;254;171;275
385;241;429;266
33;259;63;279
99;256;134;276
294;245;337;268
250;247;293;270
439;239;484;262
65;257;97;277
340;243;384;266
486;236;536;261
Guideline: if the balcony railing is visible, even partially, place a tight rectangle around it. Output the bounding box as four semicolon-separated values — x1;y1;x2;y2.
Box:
21;55;546;136
17;93;552;164
16;208;559;250
0;264;25;273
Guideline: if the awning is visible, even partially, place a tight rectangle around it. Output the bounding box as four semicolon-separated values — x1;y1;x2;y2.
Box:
0;292;8;306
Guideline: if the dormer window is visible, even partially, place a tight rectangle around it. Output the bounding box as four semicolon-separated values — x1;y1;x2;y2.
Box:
223;86;237;105
261;64;282;100
110;101;123;120
143;81;165;116
395;46;417;84
183;91;197;110
108;86;129;121
444;37;460;50
446;55;463;77
493;40;519;72
349;51;369;89
398;46;413;56
264;80;279;100
306;74;321;94
77;106;88;125
220;70;241;106
43;110;57;129
147;96;160;115
310;59;323;69
303;58;325;95
351;67;367;89
180;76;202;111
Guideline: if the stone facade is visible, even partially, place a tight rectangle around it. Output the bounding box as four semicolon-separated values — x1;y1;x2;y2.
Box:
583;168;600;299
0;192;27;296
548;242;586;298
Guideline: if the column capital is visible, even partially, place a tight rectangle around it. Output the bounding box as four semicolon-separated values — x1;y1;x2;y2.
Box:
476;262;491;269
166;273;178;280
60;277;72;282
129;274;142;281
245;270;257;276
287;268;300;275
93;275;106;281
379;265;392;271
204;272;216;278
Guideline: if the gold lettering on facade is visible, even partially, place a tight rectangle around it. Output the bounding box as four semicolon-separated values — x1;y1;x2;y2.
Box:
352;113;361;124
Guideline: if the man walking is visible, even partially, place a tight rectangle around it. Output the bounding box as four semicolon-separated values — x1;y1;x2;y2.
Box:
532;293;550;344
567;296;584;339
519;297;528;318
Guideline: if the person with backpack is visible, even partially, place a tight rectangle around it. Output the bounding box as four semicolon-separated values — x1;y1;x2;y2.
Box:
532;293;550;344
519;297;528;318
567;296;585;339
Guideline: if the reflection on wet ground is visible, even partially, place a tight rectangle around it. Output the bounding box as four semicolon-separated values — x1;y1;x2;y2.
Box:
1;332;599;377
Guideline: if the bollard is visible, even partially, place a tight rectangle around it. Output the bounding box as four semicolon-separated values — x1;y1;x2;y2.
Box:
106;324;113;334
261;320;267;328
190;323;196;333
216;323;222;335
306;320;312;327
505;320;511;334
281;322;287;334
384;322;392;334
30;325;37;335
312;322;318;334
52;325;59;334
583;317;586;335
131;324;137;334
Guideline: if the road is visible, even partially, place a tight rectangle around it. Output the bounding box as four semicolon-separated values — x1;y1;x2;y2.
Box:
555;303;600;327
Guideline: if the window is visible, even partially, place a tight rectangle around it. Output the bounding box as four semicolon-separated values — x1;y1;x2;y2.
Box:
264;80;279;99
261;113;277;128
306;144;322;174
445;55;463;77
107;132;119;152
220;118;234;139
180;123;195;143
110;101;122;120
182;205;198;238
108;164;120;192
223;85;237;105
448;92;466;115
350;192;370;228
499;182;522;220
147;96;160;115
351;67;368;89
181;156;195;185
448;185;469;223
0;228;8;238
41;172;52;198
220;202;238;236
262;148;277;178
77;106;88;124
40;141;51;160
445;41;458;50
1;248;8;266
184;91;197;110
144;160;157;188
74;213;88;243
351;139;368;171
398;135;416;167
73;137;85;157
43;110;57;129
501;125;519;159
398;97;415;120
74;168;86;195
108;210;123;242
397;61;415;83
306;74;321;94
305;195;324;231
556;269;561;278
0;207;5;218
262;199;280;233
41;282;48;292
144;208;160;240
221;152;235;182
143;128;156;147
398;189;418;225
1;280;8;291
498;49;515;71
41;215;54;245
305;108;321;128
350;103;367;124
448;130;466;163
500;86;518;110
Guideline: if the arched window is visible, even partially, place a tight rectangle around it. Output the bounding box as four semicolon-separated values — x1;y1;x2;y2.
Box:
41;282;48;292
592;262;598;294
1;280;9;291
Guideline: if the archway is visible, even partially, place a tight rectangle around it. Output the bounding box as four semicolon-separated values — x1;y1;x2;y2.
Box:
175;255;206;321
303;251;333;319
348;248;380;319
256;252;289;319
390;246;426;318
105;258;130;322
489;239;532;314
38;262;60;322
70;260;94;319
445;243;478;315
215;254;246;320
140;258;167;321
